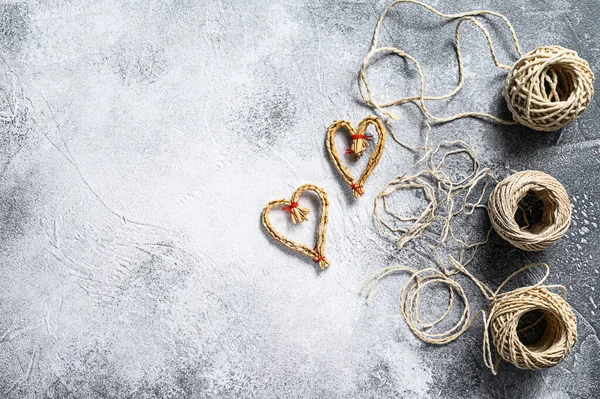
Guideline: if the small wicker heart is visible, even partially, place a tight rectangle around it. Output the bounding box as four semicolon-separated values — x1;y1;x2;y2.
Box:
261;184;330;269
326;116;386;198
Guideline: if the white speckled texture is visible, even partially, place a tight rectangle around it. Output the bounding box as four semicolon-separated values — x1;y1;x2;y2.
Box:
0;0;598;397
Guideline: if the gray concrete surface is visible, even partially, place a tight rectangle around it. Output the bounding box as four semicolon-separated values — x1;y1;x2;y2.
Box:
0;0;598;397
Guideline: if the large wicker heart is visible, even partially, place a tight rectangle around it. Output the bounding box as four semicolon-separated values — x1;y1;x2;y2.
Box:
326;116;386;198
261;184;330;269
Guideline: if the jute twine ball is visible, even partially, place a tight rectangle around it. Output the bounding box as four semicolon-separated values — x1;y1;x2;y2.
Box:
503;45;595;131
488;170;571;251
489;287;577;370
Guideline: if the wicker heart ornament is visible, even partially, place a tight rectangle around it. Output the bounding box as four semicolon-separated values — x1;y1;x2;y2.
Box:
326;116;386;198
261;184;331;269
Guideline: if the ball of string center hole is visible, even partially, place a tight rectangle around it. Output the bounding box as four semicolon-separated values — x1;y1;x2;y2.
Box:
514;189;556;233
516;309;549;347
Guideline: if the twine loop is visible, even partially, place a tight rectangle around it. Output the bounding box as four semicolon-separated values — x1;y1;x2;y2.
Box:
488;170;571;251
485;287;577;372
374;140;495;257
362;266;473;345
357;0;595;143
363;261;578;375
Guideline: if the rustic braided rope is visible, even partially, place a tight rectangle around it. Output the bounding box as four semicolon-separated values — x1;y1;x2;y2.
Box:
362;262;577;375
357;0;594;145
262;184;331;269
326;116;387;198
488;170;571;251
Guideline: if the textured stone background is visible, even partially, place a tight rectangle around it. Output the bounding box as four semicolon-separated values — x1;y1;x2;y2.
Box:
0;0;598;397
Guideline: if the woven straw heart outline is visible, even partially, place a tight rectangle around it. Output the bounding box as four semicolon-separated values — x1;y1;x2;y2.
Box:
326;116;387;198
261;184;330;270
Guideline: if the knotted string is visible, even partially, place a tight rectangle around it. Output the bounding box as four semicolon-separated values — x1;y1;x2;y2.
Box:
350;134;372;140
282;202;298;213
351;183;365;197
312;244;328;265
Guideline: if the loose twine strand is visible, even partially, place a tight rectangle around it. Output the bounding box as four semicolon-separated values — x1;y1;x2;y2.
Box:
375;142;572;256
361;261;577;374
358;0;594;148
369;140;576;373
375;140;497;271
326;116;387;198
364;1;574;254
262;184;331;269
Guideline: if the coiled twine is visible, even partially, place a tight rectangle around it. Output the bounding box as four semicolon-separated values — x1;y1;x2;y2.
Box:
358;1;596;139
503;45;594;131
487;287;577;371
363;262;578;374
488;170;571;251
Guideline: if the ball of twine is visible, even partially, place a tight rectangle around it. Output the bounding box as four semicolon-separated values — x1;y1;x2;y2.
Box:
364;262;578;374
503;45;595;131
488;170;571;251
459;262;577;374
358;1;596;141
487;287;577;371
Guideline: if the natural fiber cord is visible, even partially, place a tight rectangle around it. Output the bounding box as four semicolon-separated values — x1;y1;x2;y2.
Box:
262;184;331;269
488;170;571;251
362;262;577;375
504;46;594;131
374;140;495;271
367;144;576;373
456;262;577;374
326;116;387;198
362;266;473;345
358;0;594;138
